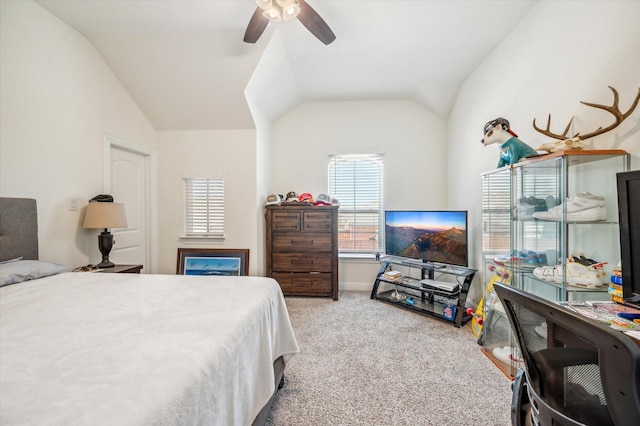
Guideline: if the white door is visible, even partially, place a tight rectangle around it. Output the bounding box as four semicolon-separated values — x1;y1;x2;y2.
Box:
109;144;148;270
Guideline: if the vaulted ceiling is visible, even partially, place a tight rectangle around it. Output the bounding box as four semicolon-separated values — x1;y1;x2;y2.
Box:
36;0;537;131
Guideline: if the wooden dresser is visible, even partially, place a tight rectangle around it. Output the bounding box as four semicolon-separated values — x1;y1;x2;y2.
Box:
265;204;338;300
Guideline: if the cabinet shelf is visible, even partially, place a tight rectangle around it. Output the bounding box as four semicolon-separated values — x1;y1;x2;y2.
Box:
480;150;629;378
370;256;476;327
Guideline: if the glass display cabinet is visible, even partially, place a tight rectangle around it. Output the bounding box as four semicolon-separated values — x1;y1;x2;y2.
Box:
479;150;629;378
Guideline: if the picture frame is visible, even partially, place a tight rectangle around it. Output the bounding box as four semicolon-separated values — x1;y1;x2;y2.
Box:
176;248;249;276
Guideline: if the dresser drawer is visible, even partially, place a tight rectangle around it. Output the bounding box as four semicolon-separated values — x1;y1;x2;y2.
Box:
271;211;301;232
303;210;333;232
272;253;332;272
272;233;332;252
273;272;332;296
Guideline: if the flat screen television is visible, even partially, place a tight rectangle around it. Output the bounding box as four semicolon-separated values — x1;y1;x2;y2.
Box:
617;170;640;305
384;210;468;267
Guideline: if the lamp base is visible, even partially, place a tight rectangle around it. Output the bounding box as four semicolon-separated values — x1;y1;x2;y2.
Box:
96;260;115;268
97;230;115;268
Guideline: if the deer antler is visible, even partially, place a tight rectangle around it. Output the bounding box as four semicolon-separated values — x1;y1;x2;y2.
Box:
533;114;577;140
533;86;640;141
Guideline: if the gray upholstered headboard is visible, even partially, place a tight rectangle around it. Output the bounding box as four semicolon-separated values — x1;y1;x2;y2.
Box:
0;197;39;261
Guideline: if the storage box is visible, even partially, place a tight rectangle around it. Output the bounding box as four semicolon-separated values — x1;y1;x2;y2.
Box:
442;304;456;321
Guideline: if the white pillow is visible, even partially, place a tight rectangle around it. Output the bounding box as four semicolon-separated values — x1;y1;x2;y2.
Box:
0;257;23;264
0;260;68;287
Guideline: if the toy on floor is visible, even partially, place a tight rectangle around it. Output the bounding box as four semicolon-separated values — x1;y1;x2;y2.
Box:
468;264;511;342
481;117;539;168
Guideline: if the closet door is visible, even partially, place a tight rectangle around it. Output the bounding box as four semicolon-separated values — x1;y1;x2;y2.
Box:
107;139;149;270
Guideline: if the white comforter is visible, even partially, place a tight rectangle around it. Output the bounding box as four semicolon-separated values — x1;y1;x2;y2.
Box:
0;272;299;426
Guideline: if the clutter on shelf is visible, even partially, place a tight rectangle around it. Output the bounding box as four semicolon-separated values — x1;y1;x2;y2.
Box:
264;192;339;207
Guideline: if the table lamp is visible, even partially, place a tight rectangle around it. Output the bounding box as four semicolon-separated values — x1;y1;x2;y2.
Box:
83;200;128;268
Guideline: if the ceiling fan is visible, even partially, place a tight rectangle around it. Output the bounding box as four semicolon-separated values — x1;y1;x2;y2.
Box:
243;0;336;45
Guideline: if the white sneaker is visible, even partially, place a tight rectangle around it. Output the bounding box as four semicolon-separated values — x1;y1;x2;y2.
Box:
533;195;604;222
575;192;604;206
493;300;506;314
575;192;606;220
534;262;605;288
493;346;524;364
534;265;563;283
534;322;547;338
565;262;604;288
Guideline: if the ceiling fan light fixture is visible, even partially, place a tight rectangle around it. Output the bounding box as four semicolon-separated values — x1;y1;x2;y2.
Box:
263;6;282;21
255;0;272;11
277;0;300;21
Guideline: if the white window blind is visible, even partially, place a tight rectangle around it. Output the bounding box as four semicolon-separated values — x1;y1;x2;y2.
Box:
482;171;511;252
328;154;384;254
183;176;224;237
482;168;560;253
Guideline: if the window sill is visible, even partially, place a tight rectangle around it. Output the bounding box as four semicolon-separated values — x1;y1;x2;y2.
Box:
338;253;380;262
179;235;226;241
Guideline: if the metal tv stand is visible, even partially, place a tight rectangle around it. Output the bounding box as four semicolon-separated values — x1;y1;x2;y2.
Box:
370;256;476;327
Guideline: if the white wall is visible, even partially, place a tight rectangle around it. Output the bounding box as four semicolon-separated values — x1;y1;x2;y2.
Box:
247;105;272;277
244;34;293;276
157;130;259;275
447;1;640;299
271;99;448;290
0;0;158;268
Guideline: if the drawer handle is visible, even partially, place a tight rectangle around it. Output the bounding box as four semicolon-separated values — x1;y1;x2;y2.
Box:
292;259;314;265
291;240;313;244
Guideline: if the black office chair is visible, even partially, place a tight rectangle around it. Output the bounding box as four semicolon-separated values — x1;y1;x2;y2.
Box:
494;283;640;426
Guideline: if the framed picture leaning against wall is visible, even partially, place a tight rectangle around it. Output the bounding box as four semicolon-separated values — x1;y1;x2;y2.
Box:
177;248;249;276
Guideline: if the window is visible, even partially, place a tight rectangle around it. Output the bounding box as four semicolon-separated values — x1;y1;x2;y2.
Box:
183;175;224;237
328;154;384;254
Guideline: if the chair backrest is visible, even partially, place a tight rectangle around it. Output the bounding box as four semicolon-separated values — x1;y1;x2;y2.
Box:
494;282;640;426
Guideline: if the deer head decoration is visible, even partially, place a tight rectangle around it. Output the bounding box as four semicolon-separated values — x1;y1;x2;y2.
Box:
533;86;640;152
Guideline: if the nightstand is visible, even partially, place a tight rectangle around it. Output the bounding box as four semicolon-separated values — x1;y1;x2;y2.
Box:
99;264;143;274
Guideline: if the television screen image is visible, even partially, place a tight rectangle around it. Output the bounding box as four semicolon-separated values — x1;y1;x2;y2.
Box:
384;210;468;266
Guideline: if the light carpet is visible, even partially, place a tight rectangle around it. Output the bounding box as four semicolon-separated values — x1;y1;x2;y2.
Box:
266;291;512;425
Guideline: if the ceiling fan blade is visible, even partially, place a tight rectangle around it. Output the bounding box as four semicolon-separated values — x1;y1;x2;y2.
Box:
297;0;336;45
243;7;269;43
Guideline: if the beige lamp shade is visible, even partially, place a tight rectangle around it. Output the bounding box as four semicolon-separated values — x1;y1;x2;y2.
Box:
83;202;128;229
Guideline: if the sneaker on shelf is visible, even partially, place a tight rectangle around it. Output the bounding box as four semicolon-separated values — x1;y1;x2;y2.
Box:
568;254;609;285
565;262;605;288
545;195;560;210
533;194;604;222
514;196;548;219
534;265;563;283
534;321;547;338
534;261;606;288
493;299;506;314
569;253;608;268
499;250;547;267
575;192;606;220
494;249;524;266
575;191;604;204
493;346;524;365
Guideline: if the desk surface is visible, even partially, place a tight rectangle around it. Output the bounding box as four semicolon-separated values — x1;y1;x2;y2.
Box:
558;301;640;346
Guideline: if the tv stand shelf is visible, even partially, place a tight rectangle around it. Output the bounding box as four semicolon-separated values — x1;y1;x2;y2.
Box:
370;256;476;327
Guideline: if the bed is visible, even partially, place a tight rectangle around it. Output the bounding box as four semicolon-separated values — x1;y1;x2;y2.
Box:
0;197;299;425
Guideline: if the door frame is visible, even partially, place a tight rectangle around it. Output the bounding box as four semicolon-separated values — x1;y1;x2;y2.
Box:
103;134;158;273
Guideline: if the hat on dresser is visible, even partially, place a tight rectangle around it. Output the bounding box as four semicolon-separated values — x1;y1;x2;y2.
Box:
286;191;299;202
265;193;283;206
299;193;314;203
314;193;332;206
